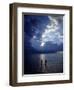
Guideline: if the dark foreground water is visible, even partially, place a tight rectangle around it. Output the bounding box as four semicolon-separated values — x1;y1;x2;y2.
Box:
24;52;63;74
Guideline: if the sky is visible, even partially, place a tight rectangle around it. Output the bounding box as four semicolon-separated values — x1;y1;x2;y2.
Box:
24;14;63;53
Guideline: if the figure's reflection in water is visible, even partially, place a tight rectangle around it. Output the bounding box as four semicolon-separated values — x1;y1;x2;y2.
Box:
40;59;43;72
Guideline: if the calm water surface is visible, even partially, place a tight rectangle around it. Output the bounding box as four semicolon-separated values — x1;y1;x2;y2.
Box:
24;52;63;74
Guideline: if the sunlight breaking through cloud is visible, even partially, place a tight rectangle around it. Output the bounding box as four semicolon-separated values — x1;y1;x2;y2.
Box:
40;16;63;47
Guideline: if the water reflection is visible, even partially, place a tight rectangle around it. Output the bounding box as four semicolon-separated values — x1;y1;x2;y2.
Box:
24;52;63;74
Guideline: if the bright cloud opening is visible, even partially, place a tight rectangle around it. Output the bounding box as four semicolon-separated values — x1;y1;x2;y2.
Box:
40;16;63;46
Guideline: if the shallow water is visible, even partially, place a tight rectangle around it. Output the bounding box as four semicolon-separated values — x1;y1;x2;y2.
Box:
24;52;63;74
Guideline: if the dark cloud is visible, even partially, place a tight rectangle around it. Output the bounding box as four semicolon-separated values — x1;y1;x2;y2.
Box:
24;14;63;53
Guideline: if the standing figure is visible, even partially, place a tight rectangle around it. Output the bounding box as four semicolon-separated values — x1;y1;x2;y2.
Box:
40;59;43;72
45;59;48;72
